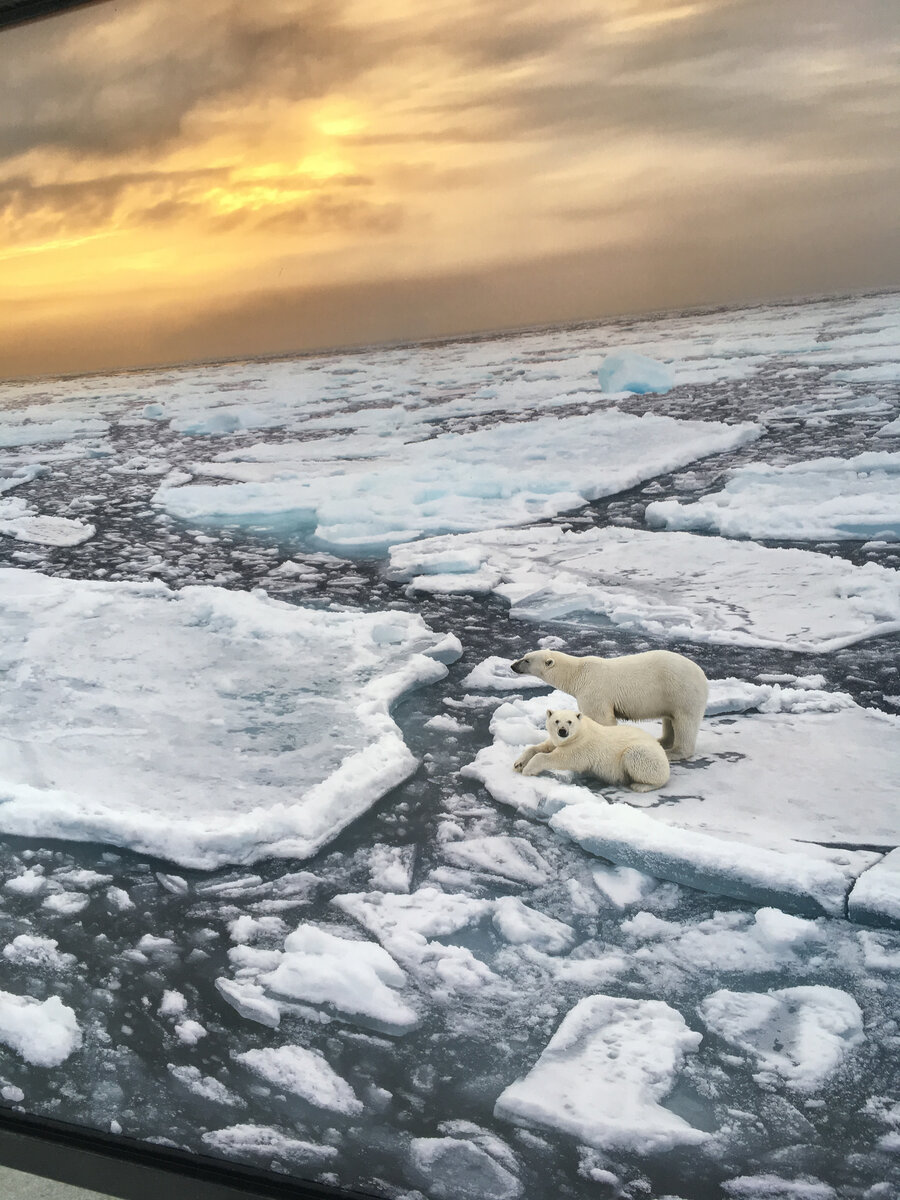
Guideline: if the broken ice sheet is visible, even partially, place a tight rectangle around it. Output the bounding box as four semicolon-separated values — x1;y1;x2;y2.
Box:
0;569;458;869
391;525;900;651
495;993;707;1152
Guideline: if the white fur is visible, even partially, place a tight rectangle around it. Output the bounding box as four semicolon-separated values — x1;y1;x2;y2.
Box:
510;648;708;760
513;709;670;792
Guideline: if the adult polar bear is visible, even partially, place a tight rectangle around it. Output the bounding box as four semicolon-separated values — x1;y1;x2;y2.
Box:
514;709;670;792
510;648;708;760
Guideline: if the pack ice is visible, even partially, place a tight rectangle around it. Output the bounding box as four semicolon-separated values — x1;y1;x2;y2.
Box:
0;569;459;869
464;683;899;918
391;525;900;651
155;410;757;552
646;451;900;541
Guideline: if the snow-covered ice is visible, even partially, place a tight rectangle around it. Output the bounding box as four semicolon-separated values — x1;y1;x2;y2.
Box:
847;849;900;928
495;994;706;1152
156;410;757;551
646;452;900;541
391;526;900;651
698;985;864;1092
0;498;95;546
0;992;81;1067
0;569;457;868
234;1045;362;1115
200;1124;337;1166
407;1135;523;1200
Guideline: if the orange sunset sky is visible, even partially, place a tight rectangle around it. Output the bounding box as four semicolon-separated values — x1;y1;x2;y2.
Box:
1;0;898;379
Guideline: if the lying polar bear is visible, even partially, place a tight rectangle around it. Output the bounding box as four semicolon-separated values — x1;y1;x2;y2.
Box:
514;709;670;792
510;648;707;760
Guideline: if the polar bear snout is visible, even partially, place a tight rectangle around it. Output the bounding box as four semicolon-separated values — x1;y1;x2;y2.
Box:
557;727;569;738
510;658;526;674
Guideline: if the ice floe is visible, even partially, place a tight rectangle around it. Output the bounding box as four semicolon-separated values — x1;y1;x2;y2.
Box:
407;1135;523;1200
0;498;95;546
200;1124;337;1166
646;452;900;541
494;994;706;1152
0;991;81;1067
391;525;900;651
156;410;757;551
0;569;457;868
234;1045;362;1115
847;849;900;928
463;685;898;916
698;985;864;1092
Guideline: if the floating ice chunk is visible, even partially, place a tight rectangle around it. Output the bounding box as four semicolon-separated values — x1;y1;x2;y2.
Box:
228;915;288;944
597;352;674;394
752;908;822;948
367;844;414;893
390;526;900;651
706;678;855;716
622;909;825;974
698;986;864;1092
722;1176;837;1200
42;892;89;915
4;867;47;896
157;410;757;552
333;889;497;996
0;465;45;494
424;713;474;734
495;994;706;1152
0;417;108;449
215;979;280;1029
461;656;546;691
0;498;95;546
492;897;575;954
0;569;456;869
170;407;286;437
259;924;418;1034
159;990;187;1017
590;864;655;909
201;1124;337;1166
168;1065;243;1107
0;992;82;1066
174;1020;206;1045
2;935;75;972
442;836;551;885
876;414;900;437
857;930;900;970
235;1045;362;1115
646;452;900;541
407;1136;523;1200
847;849;900;929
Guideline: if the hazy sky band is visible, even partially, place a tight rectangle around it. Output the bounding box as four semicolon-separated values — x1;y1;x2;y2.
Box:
1;0;898;378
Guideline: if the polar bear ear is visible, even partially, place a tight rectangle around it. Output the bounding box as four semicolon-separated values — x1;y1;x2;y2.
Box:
544;657;554;667
546;708;553;718
576;713;582;720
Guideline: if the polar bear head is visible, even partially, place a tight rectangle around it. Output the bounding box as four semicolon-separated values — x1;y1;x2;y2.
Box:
511;650;574;682
546;709;582;744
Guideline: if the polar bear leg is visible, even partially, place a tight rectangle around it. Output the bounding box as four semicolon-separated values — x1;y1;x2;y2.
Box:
659;716;675;751
522;751;556;777
621;744;669;791
514;740;554;772
667;711;703;760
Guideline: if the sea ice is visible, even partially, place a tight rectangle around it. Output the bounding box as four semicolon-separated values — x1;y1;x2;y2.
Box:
596;352;674;394
0;498;95;546
407;1136;523;1200
2;935;75;972
491;897;575;954
0;992;82;1067
698;986;864;1092
156;410;757;551
847;849;900;928
494;994;706;1152
722;1176;837;1199
257;923;419;1035
234;1045;362;1115
391;525;900;651
0;569;457;868
646;452;900;541
441;836;552;885
877;415;900;438
0;417;108;449
201;1124;337;1166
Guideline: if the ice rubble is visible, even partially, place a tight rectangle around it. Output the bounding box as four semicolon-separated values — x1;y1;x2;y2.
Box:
722;1176;837;1199
494;994;706;1152
0;569;458;869
391;525;900;651
596;351;674;394
646;452;900;541
200;1124;337;1166
461;684;899;917
155;410;758;551
0;991;81;1067
698;985;864;1092
407;1136;523;1200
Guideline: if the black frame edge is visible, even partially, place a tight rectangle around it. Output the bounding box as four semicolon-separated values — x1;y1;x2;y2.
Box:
0;1107;382;1200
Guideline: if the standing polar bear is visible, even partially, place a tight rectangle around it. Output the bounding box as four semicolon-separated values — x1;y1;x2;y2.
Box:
514;709;670;792
510;648;708;760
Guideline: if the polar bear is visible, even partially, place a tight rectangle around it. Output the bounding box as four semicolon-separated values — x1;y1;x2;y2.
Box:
510;648;708;760
513;709;670;792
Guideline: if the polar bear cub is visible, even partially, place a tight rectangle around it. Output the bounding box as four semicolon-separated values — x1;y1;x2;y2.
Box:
513;709;670;792
510;648;708;760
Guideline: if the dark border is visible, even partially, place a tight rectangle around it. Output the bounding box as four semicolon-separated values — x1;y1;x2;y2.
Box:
0;1107;382;1200
0;0;107;31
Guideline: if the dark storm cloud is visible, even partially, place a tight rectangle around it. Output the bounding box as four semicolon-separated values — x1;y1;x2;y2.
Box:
0;0;386;159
